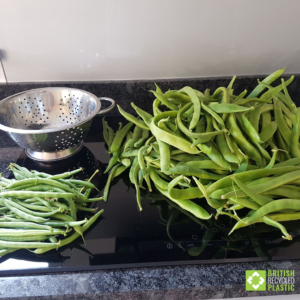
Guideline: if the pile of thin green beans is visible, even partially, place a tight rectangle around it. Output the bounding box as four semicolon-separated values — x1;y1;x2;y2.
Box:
102;67;300;241
0;164;103;257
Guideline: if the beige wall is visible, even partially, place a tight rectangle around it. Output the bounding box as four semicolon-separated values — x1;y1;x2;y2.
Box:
0;0;299;82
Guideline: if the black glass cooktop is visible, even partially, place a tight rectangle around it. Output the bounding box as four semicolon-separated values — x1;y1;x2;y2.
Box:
1;115;300;275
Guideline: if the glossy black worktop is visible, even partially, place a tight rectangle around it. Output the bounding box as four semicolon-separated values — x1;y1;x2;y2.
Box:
1;76;300;299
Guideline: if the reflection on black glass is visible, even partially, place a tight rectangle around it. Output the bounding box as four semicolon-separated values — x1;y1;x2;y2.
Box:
2;116;300;274
151;192;300;261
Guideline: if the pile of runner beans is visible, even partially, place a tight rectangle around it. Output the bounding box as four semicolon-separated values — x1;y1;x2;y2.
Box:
102;67;300;241
0;164;103;257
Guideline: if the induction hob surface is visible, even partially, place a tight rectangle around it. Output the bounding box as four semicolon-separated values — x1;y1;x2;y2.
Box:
1;115;300;275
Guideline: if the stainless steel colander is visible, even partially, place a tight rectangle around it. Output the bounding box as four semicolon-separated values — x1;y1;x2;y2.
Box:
0;87;115;161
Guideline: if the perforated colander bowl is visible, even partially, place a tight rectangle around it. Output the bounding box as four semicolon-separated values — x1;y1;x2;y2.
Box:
0;87;115;161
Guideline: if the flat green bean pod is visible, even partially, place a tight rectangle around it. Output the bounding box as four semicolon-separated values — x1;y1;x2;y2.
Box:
155;179;211;219
223;169;300;199
177;103;227;140
185;160;237;170
148;167;204;200
226;113;262;166
157;140;170;172
170;153;209;162
110;122;134;153
260;75;293;99
192;176;224;209
260;121;277;143
207;166;300;195
150;90;179;111
247;67;286;98
178;87;201;130
232;176;271;206
150;111;201;154
246;199;300;224
241;113;262;143
138;145;152;191
291;109;300;158
229;197;260;210
117;105;149;130
197;142;232;170
164;165;224;180
209;103;254;114
274;98;292;145
164;90;191;103
216;134;240;164
274;157;300;168
262;216;292;240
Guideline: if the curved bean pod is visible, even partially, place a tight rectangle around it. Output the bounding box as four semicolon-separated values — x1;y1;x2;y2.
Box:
291;109;300;158
232;176;271;206
246;67;286;98
117;105;149;130
157;181;211;219
226;113;262;166
209;103;254;114
206;166;300;195
178;87;201;130
223;169;300;199
246;199;300;224
164;165;224;180
274;97;292;145
150;111;200;154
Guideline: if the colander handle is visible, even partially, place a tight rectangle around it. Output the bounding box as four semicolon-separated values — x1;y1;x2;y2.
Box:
97;97;115;114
